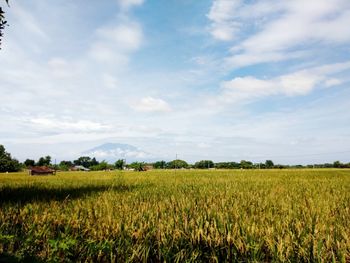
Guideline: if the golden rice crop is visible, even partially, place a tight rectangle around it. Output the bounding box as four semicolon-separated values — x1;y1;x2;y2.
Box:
0;169;349;262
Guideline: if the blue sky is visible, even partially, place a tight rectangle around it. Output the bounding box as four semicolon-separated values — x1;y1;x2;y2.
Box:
1;0;350;164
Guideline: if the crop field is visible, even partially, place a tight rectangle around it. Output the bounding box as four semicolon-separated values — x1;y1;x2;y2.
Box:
0;169;349;262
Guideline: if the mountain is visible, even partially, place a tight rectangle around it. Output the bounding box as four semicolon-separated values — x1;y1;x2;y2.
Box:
82;143;151;163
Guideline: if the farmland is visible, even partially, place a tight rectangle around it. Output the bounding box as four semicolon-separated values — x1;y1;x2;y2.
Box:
0;169;349;262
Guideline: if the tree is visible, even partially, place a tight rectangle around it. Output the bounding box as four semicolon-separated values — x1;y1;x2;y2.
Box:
153;160;166;169
214;162;240;169
0;0;9;49
90;160;110;171
194;160;214;169
265;160;274;169
74;156;90;167
73;156;99;168
59;160;73;171
240;160;253;169
60;160;73;167
91;157;99;167
24;159;35;167
333;161;342;168
37;156;52;166
115;159;124;170
256;163;266;169
0;144;21;172
167;159;188;169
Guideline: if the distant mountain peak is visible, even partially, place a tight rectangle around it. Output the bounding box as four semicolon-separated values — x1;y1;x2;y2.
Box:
82;143;151;162
87;143;138;152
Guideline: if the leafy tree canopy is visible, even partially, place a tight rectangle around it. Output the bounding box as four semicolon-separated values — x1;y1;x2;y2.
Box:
73;156;99;168
240;160;253;169
24;159;35;167
37;156;52;166
265;160;274;168
167;159;188;169
90;161;111;171
153;160;167;169
0;144;21;172
214;162;240;169
115;159;124;170
194;160;214;169
58;160;73;171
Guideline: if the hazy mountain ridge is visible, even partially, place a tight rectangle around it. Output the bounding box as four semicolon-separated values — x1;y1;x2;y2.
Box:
82;143;151;162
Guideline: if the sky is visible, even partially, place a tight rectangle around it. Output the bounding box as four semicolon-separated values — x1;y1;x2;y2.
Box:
1;0;350;164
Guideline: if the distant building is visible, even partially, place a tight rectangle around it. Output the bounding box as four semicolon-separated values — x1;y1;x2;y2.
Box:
70;165;90;171
28;166;55;176
144;165;153;171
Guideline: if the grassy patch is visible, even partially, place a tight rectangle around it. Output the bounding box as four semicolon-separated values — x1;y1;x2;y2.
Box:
0;169;349;262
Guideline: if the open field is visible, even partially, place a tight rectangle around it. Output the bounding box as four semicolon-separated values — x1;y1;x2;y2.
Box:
0;169;349;262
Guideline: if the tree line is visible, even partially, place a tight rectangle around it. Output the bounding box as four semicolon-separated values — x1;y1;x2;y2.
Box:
153;159;350;169
1;145;350;173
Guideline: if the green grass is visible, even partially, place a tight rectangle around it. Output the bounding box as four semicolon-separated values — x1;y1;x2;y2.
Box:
0;169;349;262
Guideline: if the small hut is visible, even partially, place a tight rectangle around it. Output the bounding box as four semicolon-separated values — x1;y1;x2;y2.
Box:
144;165;153;171
28;166;55;176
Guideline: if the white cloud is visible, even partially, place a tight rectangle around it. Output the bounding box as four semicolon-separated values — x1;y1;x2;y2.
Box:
221;77;276;101
219;61;350;103
219;74;299;99
324;78;343;88
89;42;129;63
102;74;119;90
132;96;171;112
207;0;241;41
117;0;144;10
1;0;350;164
207;0;350;67
279;72;321;96
197;142;211;149
96;23;143;51
89;22;143;63
47;58;81;79
30;117;110;132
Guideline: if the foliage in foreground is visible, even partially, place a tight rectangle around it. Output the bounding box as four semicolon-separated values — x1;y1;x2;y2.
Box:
0;169;349;262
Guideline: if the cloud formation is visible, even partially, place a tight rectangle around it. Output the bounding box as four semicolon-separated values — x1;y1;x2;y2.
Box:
207;0;241;41
29;118;110;132
1;1;350;164
117;0;144;10
131;97;172;113
90;22;143;63
207;0;350;68
219;61;350;103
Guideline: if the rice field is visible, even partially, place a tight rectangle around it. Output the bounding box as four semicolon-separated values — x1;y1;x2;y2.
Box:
0;169;349;262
